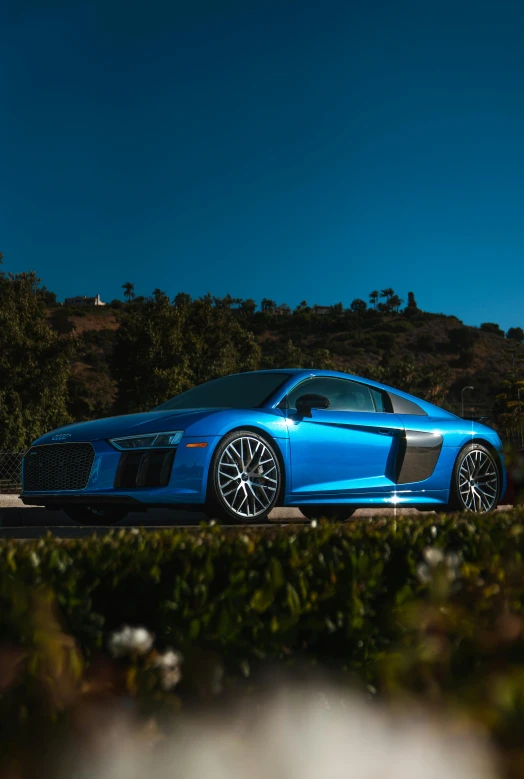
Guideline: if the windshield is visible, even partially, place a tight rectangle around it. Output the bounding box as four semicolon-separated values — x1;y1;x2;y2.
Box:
155;372;291;411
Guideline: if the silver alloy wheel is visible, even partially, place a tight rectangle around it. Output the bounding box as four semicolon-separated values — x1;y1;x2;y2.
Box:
217;435;278;518
458;448;499;512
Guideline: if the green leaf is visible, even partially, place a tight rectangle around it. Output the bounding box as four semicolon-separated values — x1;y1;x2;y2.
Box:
268;557;285;589
286;583;301;615
250;587;274;613
189;619;200;639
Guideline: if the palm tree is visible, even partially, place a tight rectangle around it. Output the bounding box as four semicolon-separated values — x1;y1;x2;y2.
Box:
380;288;394;302
122;282;135;303
369;290;379;309
388;294;403;312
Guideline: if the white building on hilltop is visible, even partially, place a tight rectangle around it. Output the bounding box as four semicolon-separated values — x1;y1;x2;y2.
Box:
64;294;106;307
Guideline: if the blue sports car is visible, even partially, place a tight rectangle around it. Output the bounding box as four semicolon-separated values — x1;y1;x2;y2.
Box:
21;369;506;524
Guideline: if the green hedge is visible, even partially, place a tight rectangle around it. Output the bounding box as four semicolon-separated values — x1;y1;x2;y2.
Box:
1;511;524;776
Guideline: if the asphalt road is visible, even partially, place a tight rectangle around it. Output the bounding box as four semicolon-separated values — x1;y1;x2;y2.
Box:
0;494;458;539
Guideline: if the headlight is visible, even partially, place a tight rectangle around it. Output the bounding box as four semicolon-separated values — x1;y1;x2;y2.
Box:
109;431;184;450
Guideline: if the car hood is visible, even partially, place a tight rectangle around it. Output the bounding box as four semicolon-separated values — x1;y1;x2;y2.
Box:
33;408;221;445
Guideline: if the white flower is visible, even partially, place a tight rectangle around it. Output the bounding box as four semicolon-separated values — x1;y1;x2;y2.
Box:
416;562;432;583
108;626;155;658
154;648;183;691
155;649;183;669
423;547;444;567
417;548;462;584
445;552;461;569
444;552;462;581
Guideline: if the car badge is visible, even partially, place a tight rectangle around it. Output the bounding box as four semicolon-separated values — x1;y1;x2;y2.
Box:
52;433;71;441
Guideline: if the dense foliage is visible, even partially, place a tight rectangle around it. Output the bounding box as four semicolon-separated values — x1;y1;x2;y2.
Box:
112;291;260;412
1;511;524;776
0;268;74;449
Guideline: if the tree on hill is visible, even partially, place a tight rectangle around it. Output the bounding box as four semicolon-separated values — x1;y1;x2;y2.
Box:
448;326;476;353
0;268;75;448
112;290;191;412
187;297;261;386
173;292;191;309
507;327;524;344
212;294;241;309
480;322;504;337
261;298;276;313
495;374;524;426
388;294;403;312
112;291;260;412
238;298;257;317
380;288;394;303
261;339;335;371
350;298;367;313
122;282;135;302
294;300;310;314
369;290;379;309
262;339;304;369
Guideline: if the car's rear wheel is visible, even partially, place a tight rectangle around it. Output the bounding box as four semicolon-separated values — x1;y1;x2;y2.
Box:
449;443;500;514
63;506;128;526
207;430;281;524
300;505;357;521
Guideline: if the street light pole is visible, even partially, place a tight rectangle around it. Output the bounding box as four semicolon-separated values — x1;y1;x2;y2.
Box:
461;385;474;419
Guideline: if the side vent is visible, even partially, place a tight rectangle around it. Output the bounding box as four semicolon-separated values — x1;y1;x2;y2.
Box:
114;449;176;489
395;432;443;484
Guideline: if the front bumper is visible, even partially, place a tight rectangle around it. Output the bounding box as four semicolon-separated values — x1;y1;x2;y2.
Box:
21;436;218;506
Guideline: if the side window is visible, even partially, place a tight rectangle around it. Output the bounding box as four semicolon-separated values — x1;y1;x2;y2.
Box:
287;377;375;413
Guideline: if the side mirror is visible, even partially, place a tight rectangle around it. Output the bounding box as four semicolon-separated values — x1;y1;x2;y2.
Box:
295;393;330;417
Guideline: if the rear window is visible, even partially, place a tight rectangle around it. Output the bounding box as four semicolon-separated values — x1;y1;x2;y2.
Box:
370;387;393;413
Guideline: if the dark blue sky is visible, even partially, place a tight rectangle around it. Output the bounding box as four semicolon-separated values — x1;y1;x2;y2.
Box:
2;0;524;329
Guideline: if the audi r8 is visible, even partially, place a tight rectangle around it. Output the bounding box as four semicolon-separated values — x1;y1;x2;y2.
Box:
21;369;506;523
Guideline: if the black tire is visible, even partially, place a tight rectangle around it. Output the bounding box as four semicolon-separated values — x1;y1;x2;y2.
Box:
207;430;282;524
448;443;500;514
300;505;357;521
63;506;128;526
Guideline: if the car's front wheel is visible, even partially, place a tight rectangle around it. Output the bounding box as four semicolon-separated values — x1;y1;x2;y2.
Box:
207;430;281;523
449;443;500;513
63;506;128;526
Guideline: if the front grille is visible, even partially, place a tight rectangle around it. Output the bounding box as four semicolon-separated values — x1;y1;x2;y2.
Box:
114;449;176;489
23;443;95;491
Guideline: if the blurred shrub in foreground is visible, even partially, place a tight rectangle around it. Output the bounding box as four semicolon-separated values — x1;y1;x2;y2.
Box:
60;684;496;779
0;510;523;777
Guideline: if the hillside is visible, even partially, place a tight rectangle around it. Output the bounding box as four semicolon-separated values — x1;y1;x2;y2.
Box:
47;298;524;432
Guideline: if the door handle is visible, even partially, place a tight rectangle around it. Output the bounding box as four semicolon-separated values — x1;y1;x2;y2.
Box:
378;428;392;435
